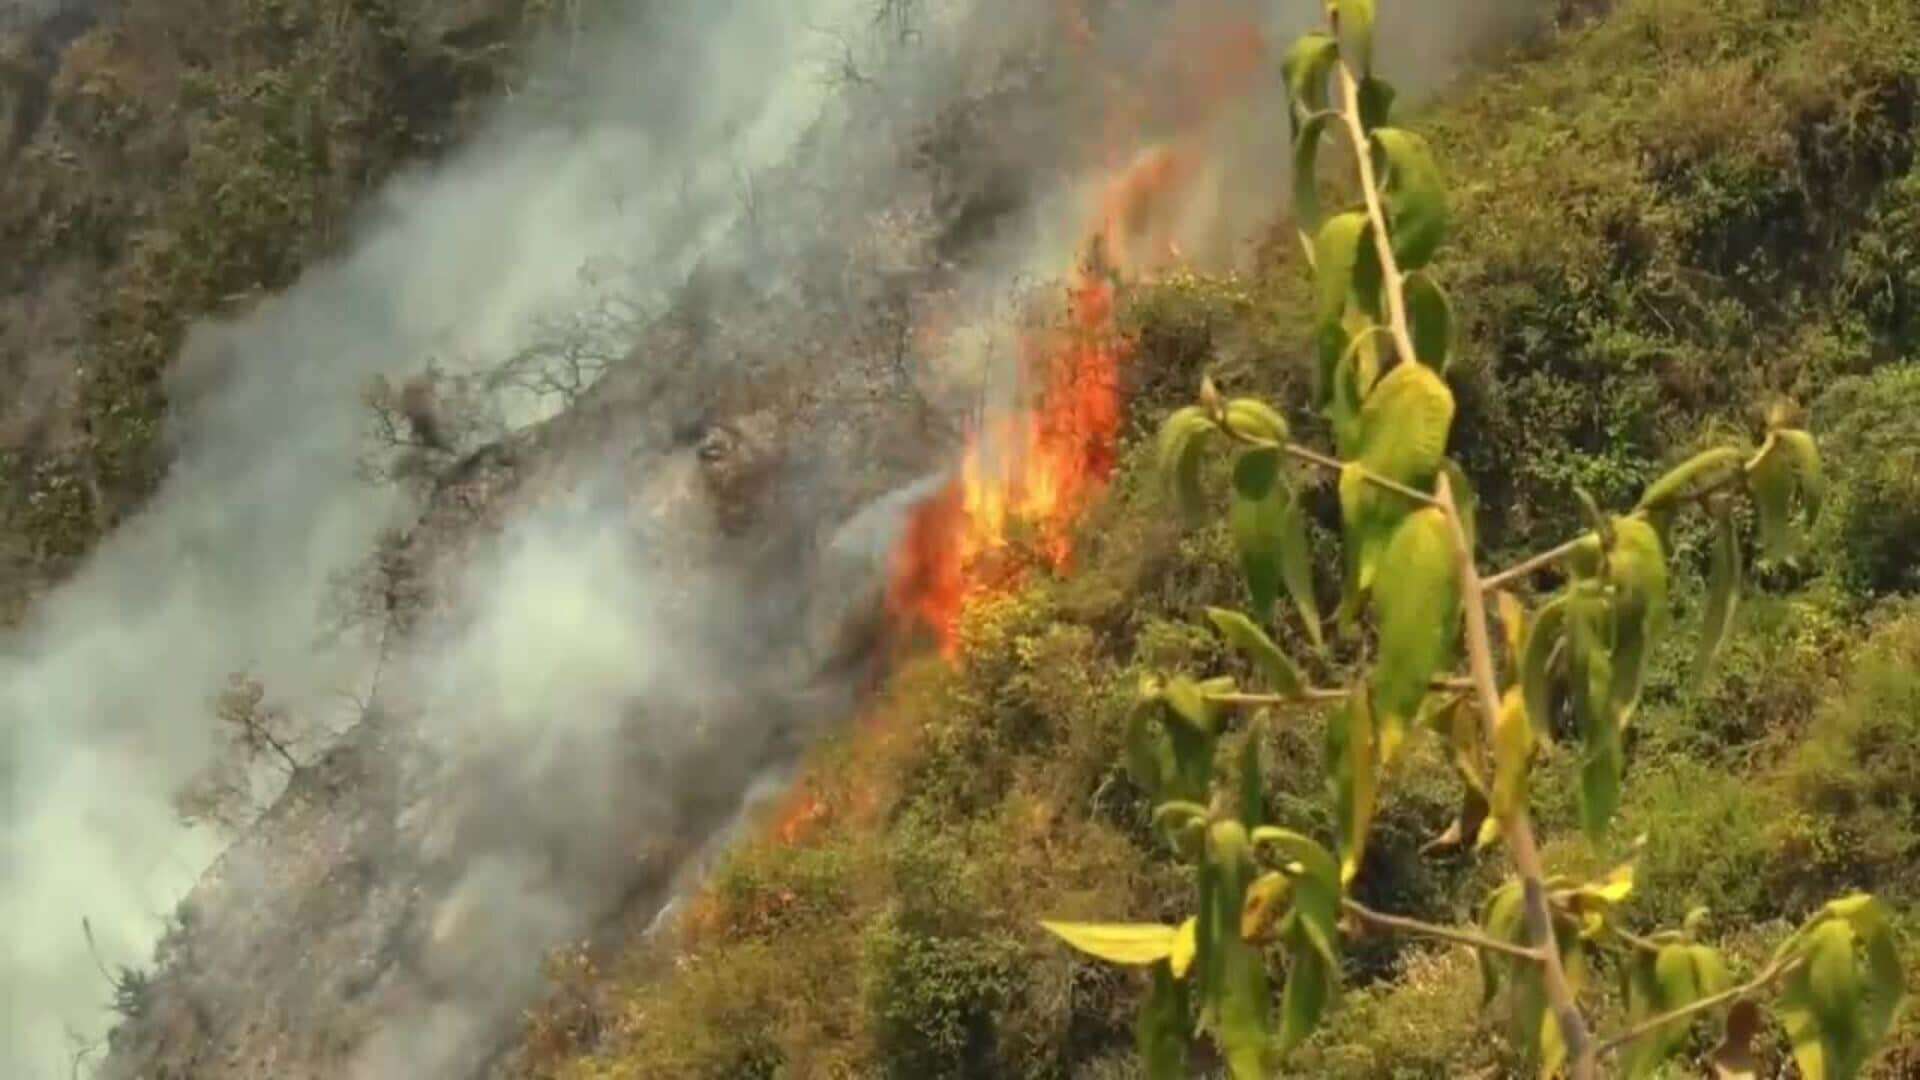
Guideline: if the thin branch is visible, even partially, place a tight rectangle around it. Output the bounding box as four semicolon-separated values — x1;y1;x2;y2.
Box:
1436;471;1598;1078
1596;956;1804;1058
1281;442;1441;507
1343;898;1543;962
1336;61;1418;369
1208;676;1472;710
1208;689;1352;706
1481;535;1591;592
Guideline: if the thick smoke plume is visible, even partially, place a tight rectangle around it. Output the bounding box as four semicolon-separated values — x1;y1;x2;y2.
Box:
1;1;1543;1075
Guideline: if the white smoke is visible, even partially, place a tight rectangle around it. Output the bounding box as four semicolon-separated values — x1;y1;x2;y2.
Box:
0;1;884;1072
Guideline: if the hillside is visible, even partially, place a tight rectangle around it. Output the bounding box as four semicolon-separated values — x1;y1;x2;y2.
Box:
520;1;1920;1076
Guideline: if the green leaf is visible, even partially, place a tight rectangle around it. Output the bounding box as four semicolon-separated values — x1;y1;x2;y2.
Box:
1239;719;1267;831
1441;457;1478;555
1281;33;1339;131
1808;918;1867;1073
1568;583;1621;839
1606;515;1669;724
1358;358;1455;486
1277;483;1324;653
1205;822;1273;1079
1207;607;1307;699
1125;688;1176;797
1695;498;1743;686
1163;675;1218;735
1314;211;1372;328
1224;399;1290;446
1357;76;1395;132
1277;937;1332;1054
1333;0;1377;74
1230;450;1288;619
1746;434;1801;563
1479;880;1527;1004
1638;446;1744;510
1521;596;1568;745
1292;114;1334;246
1040;921;1179;965
1825;894;1906;1051
1157;405;1216;523
1372;128;1448;269
1633;950;1727;1071
1404;271;1454;369
1337;465;1410;617
1777;428;1824;519
1371;508;1461;759
1138;963;1191;1080
1326;686;1379;886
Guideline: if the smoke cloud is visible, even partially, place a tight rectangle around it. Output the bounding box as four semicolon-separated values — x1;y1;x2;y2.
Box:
1;1;1544;1075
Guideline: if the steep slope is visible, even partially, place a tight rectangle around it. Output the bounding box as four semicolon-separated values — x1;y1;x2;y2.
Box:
0;0;542;624
526;1;1920;1076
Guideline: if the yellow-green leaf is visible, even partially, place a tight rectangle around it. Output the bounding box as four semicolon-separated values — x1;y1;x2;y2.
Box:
1492;688;1533;821
1171;917;1199;979
1314;211;1372;328
1333;0;1377;74
1371;508;1461;757
1696;497;1743;686
1040;921;1179;966
1372;127;1448;269
1638;446;1744;510
1746;434;1801;562
1607;515;1669;723
1225;398;1289;446
1281;33;1339;131
1163;675;1218;735
1358;357;1455;486
1326;686;1379;886
1825;894;1906;1049
1157;405;1217;523
1778;428;1824;519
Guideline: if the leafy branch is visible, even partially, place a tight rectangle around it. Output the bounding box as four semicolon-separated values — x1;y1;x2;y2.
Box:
1042;2;1895;1078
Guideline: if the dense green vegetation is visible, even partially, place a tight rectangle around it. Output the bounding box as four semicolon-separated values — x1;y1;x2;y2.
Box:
524;0;1920;1076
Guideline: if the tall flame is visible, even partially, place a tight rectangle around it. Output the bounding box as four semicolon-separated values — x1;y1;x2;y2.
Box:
763;4;1270;848
886;144;1203;658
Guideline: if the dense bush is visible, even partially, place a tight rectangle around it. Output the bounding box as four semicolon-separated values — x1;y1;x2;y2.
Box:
1813;367;1920;597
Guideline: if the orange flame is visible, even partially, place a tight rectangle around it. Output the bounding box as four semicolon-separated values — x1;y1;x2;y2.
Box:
884;141;1213;658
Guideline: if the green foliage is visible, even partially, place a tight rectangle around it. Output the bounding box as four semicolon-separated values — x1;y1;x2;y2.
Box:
1811;367;1920;598
1043;4;1894;1077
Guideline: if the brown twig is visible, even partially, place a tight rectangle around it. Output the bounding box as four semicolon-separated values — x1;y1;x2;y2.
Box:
1437;471;1598;1079
1343;898;1543;962
1595;956;1804;1058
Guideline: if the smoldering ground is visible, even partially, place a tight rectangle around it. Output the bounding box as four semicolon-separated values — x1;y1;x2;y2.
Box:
2;1;1548;1075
